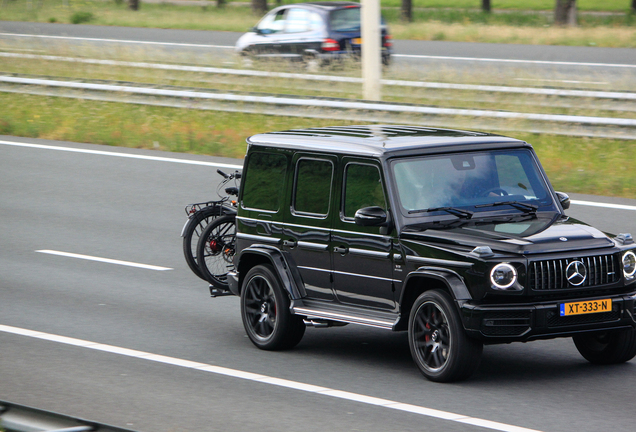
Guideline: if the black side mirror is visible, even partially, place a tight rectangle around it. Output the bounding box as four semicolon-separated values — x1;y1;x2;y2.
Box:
354;206;387;227
556;191;570;210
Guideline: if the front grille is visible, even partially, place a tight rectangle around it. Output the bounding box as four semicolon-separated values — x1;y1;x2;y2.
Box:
528;254;619;291
481;311;531;336
547;309;621;327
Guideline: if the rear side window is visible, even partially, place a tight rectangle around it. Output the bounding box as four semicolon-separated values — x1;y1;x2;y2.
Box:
293;158;333;216
343;163;385;219
329;7;360;32
242;152;288;212
286;8;310;33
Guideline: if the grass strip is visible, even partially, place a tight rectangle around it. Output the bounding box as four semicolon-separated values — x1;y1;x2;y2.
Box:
0;1;635;47
1;92;634;198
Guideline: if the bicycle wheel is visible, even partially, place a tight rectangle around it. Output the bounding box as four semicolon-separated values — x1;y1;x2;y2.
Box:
196;214;237;289
182;206;222;280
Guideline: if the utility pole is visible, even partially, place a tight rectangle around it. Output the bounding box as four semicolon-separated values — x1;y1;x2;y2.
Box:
361;0;381;101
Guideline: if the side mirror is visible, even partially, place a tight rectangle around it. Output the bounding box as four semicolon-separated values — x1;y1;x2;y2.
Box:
556;191;570;210
354;206;387;227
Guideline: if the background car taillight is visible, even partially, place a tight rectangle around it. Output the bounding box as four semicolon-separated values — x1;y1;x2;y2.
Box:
383;34;393;48
321;38;340;51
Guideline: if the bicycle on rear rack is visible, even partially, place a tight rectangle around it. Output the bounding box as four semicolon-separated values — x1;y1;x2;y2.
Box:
181;169;240;293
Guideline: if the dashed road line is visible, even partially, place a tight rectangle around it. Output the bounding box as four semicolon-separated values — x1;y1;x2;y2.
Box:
36;250;173;271
0;324;542;432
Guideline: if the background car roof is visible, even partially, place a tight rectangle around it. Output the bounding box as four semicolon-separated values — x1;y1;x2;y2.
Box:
303;2;360;9
246;125;529;158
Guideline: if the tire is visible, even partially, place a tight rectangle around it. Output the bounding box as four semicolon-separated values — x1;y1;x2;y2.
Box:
573;329;636;364
240;264;305;351
182;206;222;280
408;289;483;382
196;214;237;289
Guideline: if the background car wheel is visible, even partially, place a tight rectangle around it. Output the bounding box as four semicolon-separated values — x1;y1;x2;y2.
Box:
240;264;305;351
573;329;636;364
408;289;482;382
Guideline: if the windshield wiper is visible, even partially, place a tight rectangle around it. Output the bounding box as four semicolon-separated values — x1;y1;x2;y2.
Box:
408;206;474;219
475;201;538;213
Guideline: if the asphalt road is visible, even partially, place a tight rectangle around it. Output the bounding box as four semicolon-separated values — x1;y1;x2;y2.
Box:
1;21;635;87
2;136;636;432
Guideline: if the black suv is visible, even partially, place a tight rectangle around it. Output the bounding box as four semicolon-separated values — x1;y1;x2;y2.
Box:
224;125;636;382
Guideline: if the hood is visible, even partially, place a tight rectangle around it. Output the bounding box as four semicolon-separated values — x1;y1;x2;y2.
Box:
401;215;615;255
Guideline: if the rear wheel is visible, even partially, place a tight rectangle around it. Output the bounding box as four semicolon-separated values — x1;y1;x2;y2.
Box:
573;329;636;364
240;264;305;350
196;214;236;289
408;290;482;382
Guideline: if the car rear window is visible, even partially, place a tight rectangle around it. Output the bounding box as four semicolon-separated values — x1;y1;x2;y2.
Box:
329;7;361;32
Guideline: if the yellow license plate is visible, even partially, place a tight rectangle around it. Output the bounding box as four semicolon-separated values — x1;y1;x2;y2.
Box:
352;38;362;45
560;299;612;316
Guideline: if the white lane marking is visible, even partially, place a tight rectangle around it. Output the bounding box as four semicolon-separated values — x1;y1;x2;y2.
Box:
0;33;233;49
393;53;636;69
0;324;543;432
571;200;636;211
3;139;635;212
0;140;243;170
514;78;608;85
36;250;173;271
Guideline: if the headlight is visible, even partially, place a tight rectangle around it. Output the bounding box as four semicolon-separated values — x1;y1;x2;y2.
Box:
623;251;636;279
490;263;518;290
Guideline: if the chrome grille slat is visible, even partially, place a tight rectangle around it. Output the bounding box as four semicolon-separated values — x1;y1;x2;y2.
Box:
529;254;619;290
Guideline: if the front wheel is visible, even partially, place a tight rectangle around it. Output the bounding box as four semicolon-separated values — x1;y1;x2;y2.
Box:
408;290;482;382
196;214;236;289
573;329;636;364
240;264;305;350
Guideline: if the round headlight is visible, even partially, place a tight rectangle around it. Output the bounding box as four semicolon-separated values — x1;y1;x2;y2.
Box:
490;263;518;290
623;251;636;279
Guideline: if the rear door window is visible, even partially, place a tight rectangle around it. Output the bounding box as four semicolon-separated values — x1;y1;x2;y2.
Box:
293;158;334;217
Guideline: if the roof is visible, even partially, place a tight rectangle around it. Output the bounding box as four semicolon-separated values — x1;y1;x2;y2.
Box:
303;2;360;9
246;125;529;158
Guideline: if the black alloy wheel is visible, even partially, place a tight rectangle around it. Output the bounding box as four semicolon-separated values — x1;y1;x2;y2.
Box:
240;264;305;350
408;289;482;382
573;329;636;364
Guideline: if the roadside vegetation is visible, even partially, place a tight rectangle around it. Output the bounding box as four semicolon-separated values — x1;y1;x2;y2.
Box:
0;0;635;47
1;92;635;199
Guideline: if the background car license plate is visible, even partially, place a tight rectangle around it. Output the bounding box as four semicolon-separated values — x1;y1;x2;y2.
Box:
352;38;362;45
560;299;611;316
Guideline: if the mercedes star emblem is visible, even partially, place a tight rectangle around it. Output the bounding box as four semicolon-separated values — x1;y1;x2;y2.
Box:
566;260;587;286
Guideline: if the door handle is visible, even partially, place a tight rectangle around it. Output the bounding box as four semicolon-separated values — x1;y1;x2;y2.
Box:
333;246;348;254
283;240;297;248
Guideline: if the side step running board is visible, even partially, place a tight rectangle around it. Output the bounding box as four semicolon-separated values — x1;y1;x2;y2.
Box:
292;306;398;330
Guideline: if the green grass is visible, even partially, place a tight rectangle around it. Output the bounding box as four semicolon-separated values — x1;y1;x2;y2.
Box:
1;92;634;199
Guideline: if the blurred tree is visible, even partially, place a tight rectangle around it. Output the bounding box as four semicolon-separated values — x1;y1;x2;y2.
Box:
401;0;412;22
129;0;139;10
252;0;267;14
217;0;226;7
554;0;577;26
632;0;636;13
482;0;491;13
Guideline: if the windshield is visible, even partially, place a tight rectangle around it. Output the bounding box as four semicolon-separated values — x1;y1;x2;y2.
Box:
391;149;556;217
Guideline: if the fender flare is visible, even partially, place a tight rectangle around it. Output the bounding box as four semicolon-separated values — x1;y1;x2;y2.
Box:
401;266;472;303
235;245;305;300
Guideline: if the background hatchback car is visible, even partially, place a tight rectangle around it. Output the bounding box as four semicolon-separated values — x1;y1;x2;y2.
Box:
235;2;392;68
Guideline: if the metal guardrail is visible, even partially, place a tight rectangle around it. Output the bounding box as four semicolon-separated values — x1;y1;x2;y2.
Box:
2;52;635;101
1;74;635;140
0;400;136;432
